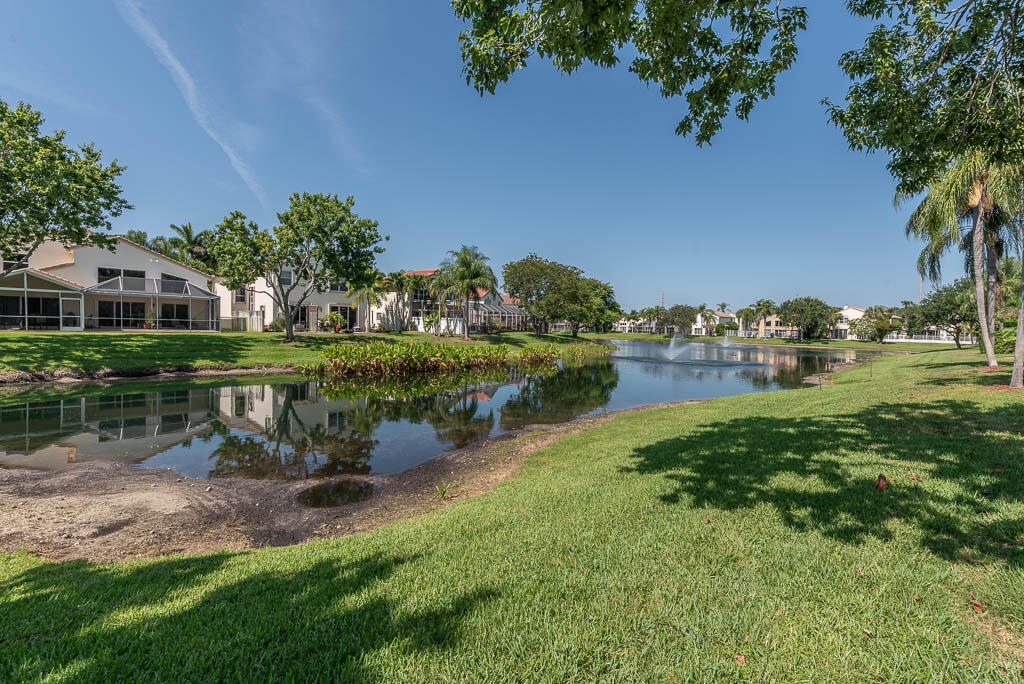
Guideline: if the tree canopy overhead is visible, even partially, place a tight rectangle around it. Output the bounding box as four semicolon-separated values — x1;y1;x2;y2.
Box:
1;99;131;275
452;0;808;144
828;1;1024;194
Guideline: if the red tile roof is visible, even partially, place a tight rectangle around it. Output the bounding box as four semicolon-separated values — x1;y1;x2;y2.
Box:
500;293;520;306
403;269;439;277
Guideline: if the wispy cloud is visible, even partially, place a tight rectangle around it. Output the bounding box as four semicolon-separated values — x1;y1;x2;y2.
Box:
241;0;370;173
115;0;271;212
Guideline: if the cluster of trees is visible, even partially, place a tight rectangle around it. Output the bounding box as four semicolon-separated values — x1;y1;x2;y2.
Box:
451;4;1024;384
120;223;219;274
502;254;620;337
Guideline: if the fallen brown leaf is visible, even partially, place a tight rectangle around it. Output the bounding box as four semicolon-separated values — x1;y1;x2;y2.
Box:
913;594;920;601
701;517;710;525
735;655;745;666
970;599;984;613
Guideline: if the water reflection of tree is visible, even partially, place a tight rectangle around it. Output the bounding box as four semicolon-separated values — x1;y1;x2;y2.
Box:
208;385;379;479
427;394;495;448
499;361;619;431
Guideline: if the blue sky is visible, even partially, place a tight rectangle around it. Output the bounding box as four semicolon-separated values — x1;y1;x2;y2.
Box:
1;1;959;310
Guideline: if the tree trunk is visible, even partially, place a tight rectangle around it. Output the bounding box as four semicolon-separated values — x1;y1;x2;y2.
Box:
954;331;962;350
986;242;998;336
972;204;998;366
571;323;579;338
1011;265;1024;387
462;296;470;339
284;306;295;342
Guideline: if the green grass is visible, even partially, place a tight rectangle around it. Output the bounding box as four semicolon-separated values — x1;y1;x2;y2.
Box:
724;336;962;352
0;330;593;373
584;331;960;352
2;350;1023;679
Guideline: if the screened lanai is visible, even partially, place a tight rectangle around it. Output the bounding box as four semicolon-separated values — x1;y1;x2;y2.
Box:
0;269;85;331
82;276;221;330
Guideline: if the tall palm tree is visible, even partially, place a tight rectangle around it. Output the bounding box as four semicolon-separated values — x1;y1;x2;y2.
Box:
735;306;756;334
698;304;717;335
899;152;1018;367
350;272;389;330
439;245;498;339
751;299;776;339
406;273;430;320
168;222;199;263
717;302;729;312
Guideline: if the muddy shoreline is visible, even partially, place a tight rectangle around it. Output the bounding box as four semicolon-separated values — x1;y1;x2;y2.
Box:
0;400;704;564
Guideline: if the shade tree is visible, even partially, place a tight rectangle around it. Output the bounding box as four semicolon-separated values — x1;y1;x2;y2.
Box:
1;99;131;275
213;192;384;342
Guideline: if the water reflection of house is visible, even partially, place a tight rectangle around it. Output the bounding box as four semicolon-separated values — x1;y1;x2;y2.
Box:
0;389;220;470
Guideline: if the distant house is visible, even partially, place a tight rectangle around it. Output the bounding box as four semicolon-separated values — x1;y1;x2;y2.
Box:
1;237;220;331
691;310;737;336
831;305;866;340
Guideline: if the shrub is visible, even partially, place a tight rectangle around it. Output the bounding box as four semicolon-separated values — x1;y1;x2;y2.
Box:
268;315;285;332
994;328;1016;354
308;340;614;379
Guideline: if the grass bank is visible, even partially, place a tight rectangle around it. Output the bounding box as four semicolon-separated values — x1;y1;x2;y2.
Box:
585;332;961;353
0;330;594;375
2;350;1023;679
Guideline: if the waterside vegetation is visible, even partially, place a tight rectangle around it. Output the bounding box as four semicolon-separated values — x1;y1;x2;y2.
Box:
304;340;611;378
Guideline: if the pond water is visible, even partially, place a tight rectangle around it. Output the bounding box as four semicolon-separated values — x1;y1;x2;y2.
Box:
0;340;862;480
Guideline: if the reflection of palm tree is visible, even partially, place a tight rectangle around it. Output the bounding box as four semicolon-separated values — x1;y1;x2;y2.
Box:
499;361;619;431
427;393;495;448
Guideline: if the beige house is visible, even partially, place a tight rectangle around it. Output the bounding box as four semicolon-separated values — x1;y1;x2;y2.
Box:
1;237;219;331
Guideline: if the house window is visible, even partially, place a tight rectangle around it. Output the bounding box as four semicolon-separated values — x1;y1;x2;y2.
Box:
280;270;292;286
330;281;346;292
98;267;146;282
161;273;186;282
413;288;429;302
234;288;246;303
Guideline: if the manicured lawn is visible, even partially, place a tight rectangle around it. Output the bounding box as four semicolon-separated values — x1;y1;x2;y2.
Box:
2;350;1022;679
585;331;963;353
726;336;963;353
0;330;592;373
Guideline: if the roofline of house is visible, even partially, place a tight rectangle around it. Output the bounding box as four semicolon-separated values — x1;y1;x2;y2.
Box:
76;231;218;280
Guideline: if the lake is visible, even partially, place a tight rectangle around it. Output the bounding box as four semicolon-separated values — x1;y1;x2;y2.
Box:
0;340;862;479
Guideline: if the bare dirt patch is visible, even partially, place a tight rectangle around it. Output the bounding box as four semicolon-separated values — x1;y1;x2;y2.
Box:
0;401;703;563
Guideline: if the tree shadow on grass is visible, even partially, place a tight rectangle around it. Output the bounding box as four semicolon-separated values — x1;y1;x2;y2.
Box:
622;399;1024;566
0;549;496;680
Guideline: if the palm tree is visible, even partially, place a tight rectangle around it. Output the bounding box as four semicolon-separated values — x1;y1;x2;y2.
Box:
717;302;729;312
350;272;389;330
899;152;1018;367
168;222;200;263
698;305;717;335
751;299;776;339
735;306;755;335
406;273;430;321
439;245;498;339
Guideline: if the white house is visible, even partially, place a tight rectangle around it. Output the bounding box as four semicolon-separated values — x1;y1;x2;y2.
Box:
214;267;365;333
831;305;866;340
1;237;220;331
